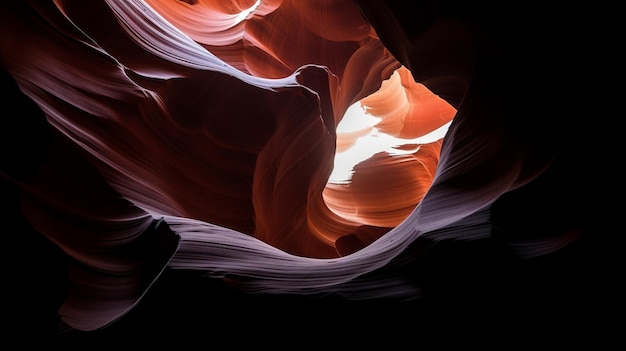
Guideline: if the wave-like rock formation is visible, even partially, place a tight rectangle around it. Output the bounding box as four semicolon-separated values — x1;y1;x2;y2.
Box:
1;0;612;341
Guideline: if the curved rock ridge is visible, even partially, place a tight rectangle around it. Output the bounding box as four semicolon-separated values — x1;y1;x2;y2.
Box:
0;0;602;333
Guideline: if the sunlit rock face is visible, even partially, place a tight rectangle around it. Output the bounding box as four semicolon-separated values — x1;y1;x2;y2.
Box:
1;0;605;335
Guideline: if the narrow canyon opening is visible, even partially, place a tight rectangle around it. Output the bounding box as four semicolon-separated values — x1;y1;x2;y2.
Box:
324;66;456;231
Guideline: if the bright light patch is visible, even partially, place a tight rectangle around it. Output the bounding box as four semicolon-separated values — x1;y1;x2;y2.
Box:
234;0;261;25
329;102;450;184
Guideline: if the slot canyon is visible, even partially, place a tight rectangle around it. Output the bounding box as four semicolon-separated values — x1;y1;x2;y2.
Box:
1;0;615;345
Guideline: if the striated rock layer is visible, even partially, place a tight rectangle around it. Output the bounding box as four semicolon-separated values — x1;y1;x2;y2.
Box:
0;0;607;335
